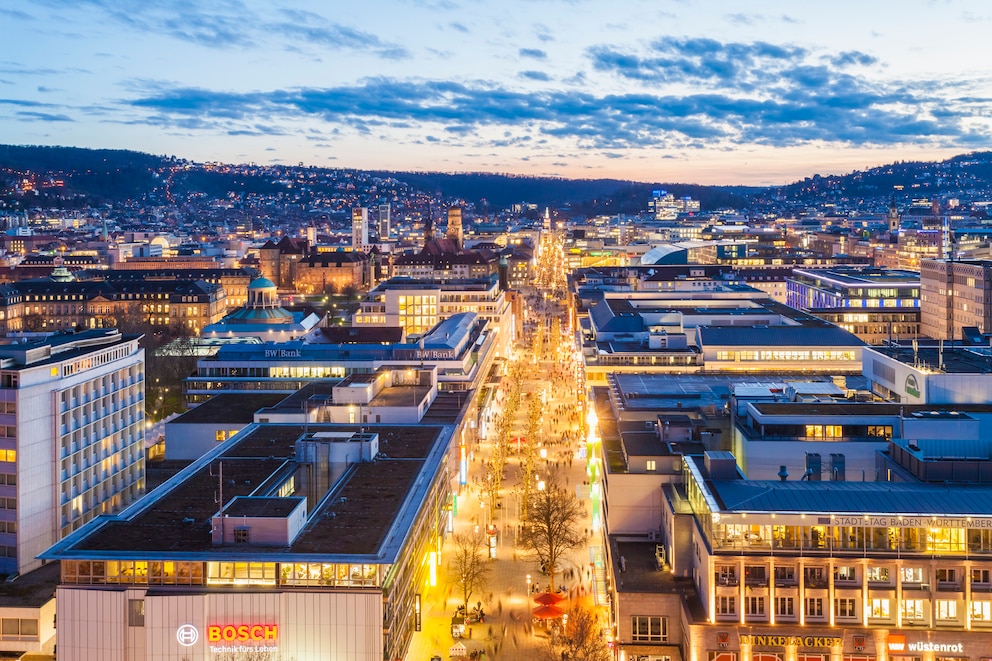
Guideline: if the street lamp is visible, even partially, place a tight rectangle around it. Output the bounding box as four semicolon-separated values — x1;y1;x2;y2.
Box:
526;574;531;595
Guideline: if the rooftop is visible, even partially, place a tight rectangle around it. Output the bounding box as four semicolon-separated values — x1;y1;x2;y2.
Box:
170;393;287;425
694;454;992;516
54;423;448;559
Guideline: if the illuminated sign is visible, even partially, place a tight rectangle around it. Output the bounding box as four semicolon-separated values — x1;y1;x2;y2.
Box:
176;624;199;647
739;635;841;648
207;624;279;643
888;635;963;654
265;349;302;358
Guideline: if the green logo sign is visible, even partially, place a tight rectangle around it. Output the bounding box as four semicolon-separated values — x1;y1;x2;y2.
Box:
905;374;920;398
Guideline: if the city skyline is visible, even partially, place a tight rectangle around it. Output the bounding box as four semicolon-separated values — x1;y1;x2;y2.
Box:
2;0;991;186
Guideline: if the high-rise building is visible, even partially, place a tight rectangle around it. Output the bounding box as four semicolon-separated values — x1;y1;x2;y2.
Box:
920;259;992;340
351;207;369;251
446;206;462;247
378;203;391;240
0;328;144;575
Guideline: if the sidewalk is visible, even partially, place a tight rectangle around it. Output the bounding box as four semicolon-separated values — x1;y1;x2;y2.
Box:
405;345;600;661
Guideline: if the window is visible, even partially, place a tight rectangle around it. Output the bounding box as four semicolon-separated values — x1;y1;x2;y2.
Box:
0;618;38;640
631;616;667;642
936;600;957;620
215;430;226;442
233;527;250;544
717;566;737;584
745;565;767;582
973;601;992;621
745;596;765;616
646;460;656;471
806;598;823;618
901;567;923;583
775;597;794;616
973;569;991;585
835;598;856;618
805;566;826;585
127;599;145;627
866;567;889;583
717;596;736;615
774;566;796;583
869;598;890;619
936;568;956;583
902;599;924;620
834;566;856;582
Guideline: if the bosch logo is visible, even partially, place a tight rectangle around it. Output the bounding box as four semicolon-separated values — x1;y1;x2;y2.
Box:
177;624;199;647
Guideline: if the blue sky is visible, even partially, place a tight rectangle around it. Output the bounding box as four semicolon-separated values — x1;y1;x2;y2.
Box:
2;0;991;185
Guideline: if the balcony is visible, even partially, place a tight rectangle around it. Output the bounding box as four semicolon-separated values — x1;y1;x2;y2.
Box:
715;575;739;587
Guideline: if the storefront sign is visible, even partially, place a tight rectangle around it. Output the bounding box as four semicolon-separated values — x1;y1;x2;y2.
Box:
830;515;992;529
740;635;841;648
207;624;278;643
888;634;962;654
265;349;302;358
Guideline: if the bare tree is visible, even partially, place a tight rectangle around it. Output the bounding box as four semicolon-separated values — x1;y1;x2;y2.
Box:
519;472;585;593
541;603;610;661
449;530;491;612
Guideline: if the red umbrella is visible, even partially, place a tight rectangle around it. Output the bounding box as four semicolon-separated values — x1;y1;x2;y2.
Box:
533;591;566;605
532;604;564;620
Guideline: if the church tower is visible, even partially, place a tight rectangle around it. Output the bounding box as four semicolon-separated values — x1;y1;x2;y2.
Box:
888;199;900;233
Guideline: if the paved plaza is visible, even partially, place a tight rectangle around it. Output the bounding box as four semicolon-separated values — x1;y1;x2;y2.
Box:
406;333;603;661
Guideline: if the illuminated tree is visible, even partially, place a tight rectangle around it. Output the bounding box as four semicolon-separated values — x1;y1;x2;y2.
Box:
519;472;584;593
449;530;491;612
542;603;611;661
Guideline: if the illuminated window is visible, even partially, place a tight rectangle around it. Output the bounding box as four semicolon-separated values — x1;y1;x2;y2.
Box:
869;598;889;619
646;460;656;471
901;599;924;620
901;567;923;583
936;600;957;620
717;596;736;615
866;567;889;582
971;601;991;621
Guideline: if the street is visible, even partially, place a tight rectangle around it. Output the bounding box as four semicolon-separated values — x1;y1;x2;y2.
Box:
406;290;604;661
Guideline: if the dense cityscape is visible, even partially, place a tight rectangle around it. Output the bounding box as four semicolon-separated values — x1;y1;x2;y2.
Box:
0;141;990;661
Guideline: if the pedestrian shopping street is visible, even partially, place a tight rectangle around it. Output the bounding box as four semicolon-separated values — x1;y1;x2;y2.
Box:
406;307;607;661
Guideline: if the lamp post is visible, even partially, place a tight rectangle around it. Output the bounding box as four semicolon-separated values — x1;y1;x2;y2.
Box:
526;574;531;595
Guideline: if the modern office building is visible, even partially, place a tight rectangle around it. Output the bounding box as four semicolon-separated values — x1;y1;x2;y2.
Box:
43;421;455;661
352;206;370;251
920;259;992;340
352;274;512;340
784;267;921;344
0;328;145;575
378;203;391;239
862;342;992;405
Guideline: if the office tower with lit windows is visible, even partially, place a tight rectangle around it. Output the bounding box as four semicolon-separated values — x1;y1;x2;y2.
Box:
351;207;369;251
378;203;391;240
0;328;144;575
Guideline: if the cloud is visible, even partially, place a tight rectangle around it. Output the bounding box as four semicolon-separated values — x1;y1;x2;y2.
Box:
519;48;547;60
449;22;469;33
830;50;878;67
519;70;551;81
122;64;992;153
14;110;74;122
33;0;409;58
